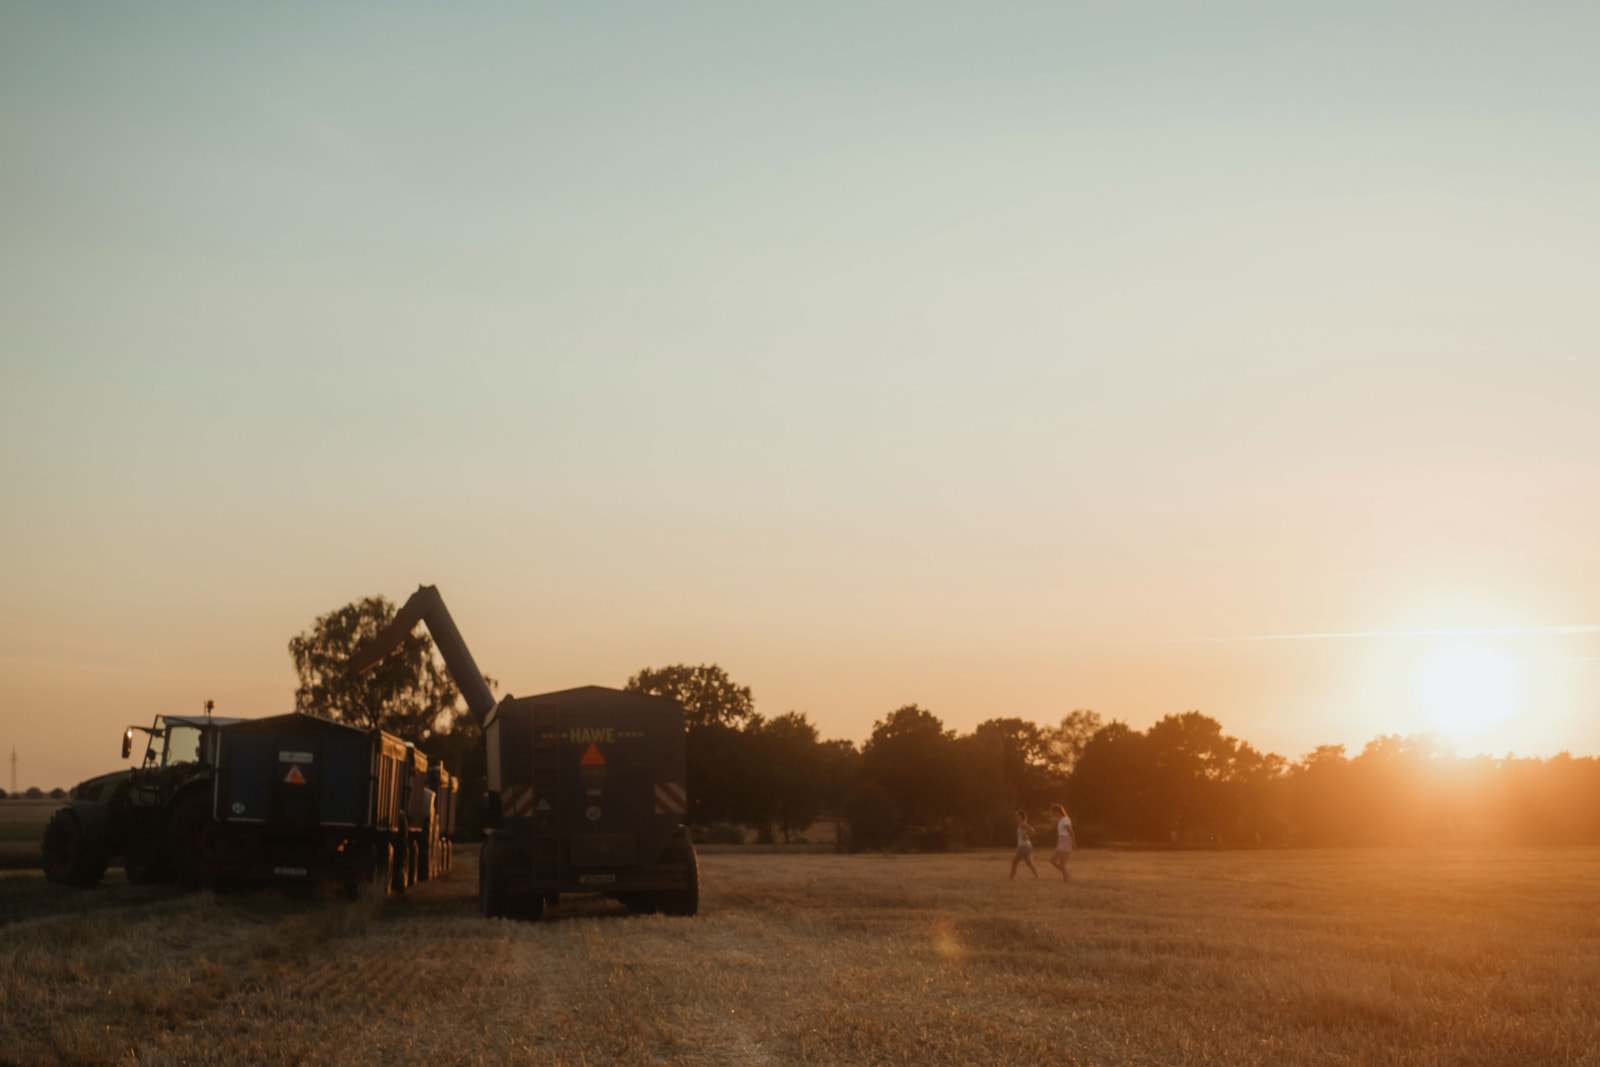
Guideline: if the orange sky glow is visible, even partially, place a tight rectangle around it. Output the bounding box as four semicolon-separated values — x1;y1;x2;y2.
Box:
3;4;1598;788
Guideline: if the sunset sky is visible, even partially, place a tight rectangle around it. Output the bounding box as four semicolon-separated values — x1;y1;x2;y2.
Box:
3;3;1598;789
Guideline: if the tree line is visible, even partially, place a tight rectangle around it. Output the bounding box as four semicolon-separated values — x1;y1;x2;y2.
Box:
290;597;1600;849
0;787;67;800
624;673;1600;850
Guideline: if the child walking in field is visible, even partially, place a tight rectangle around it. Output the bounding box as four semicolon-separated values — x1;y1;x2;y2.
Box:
1049;803;1075;882
1010;809;1038;880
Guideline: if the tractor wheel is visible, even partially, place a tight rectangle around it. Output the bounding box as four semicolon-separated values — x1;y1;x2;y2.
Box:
41;809;108;887
165;792;212;890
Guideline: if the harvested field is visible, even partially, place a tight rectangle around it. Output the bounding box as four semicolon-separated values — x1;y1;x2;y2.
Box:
3;846;1599;1066
0;801;60;870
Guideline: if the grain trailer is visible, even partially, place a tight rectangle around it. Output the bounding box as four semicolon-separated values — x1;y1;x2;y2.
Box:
349;585;697;919
206;712;456;896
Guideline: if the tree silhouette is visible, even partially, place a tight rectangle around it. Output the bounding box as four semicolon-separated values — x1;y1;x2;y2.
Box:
625;664;754;730
974;717;1065;814
626;664;757;829
1069;720;1153;842
861;705;960;839
288;595;477;744
747;712;828;843
1048;709;1103;776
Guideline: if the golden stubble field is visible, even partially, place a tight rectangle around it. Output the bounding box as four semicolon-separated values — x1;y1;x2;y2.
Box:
3;845;1599;1066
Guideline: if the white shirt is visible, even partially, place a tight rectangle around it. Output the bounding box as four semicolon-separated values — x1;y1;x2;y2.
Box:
1056;816;1073;848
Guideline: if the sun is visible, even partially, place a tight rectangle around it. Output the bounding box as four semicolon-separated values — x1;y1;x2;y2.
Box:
1412;639;1519;738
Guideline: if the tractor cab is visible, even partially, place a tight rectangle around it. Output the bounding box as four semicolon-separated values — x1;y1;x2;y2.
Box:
123;713;243;766
120;712;246;805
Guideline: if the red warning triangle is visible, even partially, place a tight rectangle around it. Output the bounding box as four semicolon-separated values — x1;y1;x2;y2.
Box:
579;743;606;767
284;764;307;785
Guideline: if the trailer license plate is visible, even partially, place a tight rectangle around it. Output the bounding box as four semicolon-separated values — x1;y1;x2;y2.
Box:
578;874;616;885
273;867;308;877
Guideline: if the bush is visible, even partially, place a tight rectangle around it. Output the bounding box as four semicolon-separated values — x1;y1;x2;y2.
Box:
691;823;747;845
841;782;896;851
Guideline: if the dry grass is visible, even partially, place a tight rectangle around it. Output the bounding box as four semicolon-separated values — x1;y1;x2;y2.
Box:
3;846;1599;1065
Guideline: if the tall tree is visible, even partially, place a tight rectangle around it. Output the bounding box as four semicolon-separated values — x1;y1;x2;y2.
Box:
1048;709;1104;776
861;705;960;835
626;664;757;826
625;664;755;730
1069;720;1155;841
747;711;829;843
1145;711;1241;843
288;595;474;743
974;717;1065;811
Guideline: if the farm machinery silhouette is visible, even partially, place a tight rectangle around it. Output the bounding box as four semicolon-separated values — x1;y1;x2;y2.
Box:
350;585;698;919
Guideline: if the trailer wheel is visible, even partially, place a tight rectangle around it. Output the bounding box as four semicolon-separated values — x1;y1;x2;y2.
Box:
660;839;700;917
41;809;108;887
360;842;393;904
424;827;441;881
616;893;658;915
508;893;544;921
391;825;411;894
479;841;507;918
165;792;212;890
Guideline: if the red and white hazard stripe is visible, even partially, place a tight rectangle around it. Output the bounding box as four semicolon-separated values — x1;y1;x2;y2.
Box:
502;786;535;818
654;781;687;815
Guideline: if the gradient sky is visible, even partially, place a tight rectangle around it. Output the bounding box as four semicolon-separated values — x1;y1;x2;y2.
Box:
3;2;1598;789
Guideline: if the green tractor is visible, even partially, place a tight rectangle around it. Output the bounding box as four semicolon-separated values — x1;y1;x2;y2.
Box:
41;707;243;888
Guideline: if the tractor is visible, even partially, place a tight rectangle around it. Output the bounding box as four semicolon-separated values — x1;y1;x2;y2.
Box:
41;707;242;888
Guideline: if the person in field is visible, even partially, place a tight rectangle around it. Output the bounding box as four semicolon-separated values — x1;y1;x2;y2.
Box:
1010;808;1038;880
1048;803;1075;882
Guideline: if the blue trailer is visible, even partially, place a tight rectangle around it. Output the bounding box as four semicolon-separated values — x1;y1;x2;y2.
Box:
206;712;455;896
